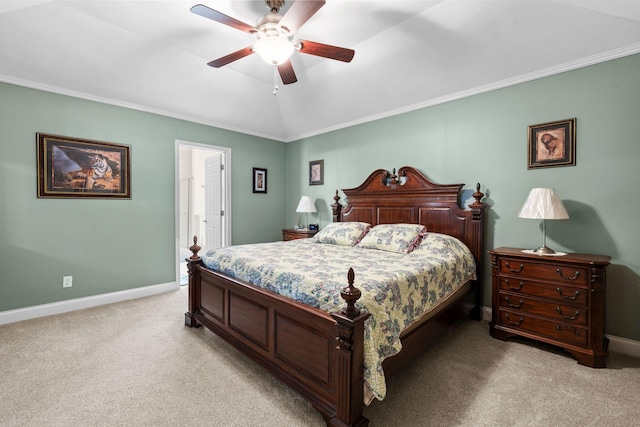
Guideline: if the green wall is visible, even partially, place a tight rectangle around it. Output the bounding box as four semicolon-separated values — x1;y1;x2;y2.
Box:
286;54;640;341
1;54;638;342
0;83;286;311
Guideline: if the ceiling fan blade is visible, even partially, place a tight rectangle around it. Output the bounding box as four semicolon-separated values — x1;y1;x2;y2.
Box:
278;61;298;85
279;0;326;34
191;4;256;34
298;40;355;63
207;46;254;68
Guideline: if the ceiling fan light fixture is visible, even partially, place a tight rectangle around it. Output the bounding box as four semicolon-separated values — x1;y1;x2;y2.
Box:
253;35;294;65
191;1;353;87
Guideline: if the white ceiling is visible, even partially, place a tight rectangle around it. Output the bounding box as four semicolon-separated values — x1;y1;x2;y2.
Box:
1;0;638;142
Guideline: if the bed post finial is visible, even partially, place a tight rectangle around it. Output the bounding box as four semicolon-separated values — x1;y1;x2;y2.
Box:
471;183;484;208
470;183;485;223
340;268;362;316
189;236;201;260
332;190;342;222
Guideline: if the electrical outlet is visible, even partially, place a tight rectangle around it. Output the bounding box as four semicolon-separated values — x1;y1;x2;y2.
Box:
63;276;73;288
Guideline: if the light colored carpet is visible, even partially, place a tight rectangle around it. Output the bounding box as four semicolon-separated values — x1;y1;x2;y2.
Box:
1;287;639;426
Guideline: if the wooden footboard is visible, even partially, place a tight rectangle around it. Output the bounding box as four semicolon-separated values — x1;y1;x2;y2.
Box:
185;242;370;427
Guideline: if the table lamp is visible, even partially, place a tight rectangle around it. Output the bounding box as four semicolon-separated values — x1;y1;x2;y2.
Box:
518;188;569;255
296;196;317;230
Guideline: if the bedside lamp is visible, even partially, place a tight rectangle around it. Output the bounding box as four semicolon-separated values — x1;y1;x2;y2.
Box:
518;188;569;255
296;196;317;230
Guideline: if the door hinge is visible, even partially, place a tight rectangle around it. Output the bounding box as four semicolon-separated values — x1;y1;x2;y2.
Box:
220;164;225;170
221;210;225;216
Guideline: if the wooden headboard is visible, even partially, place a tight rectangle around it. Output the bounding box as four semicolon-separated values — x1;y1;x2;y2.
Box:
331;166;486;266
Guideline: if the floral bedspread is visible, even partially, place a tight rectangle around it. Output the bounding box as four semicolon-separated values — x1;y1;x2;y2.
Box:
201;233;476;402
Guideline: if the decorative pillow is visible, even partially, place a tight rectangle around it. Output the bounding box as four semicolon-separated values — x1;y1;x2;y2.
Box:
312;222;371;246
356;223;427;254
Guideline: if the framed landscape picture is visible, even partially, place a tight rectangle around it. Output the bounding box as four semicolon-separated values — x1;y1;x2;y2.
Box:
528;118;576;169
37;133;131;198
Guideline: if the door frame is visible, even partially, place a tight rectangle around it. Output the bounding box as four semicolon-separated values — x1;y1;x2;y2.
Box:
175;139;232;285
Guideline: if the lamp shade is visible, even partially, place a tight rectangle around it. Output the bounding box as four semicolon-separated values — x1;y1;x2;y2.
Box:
518;188;569;220
296;196;317;214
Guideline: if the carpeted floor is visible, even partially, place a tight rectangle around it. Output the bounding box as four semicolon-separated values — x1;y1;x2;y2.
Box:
1;287;639;426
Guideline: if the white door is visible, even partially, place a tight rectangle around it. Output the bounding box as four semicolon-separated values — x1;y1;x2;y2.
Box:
204;153;223;253
176;140;231;287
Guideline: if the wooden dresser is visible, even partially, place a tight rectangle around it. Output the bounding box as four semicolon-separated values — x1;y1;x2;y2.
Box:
282;228;318;241
489;247;611;368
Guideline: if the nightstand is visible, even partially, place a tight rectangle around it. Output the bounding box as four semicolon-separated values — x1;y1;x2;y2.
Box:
489;247;611;368
282;228;318;241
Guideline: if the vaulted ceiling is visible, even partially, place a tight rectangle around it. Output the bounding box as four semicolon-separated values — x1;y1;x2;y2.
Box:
1;1;638;142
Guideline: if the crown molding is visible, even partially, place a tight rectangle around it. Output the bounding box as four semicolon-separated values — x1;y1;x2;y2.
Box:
2;44;639;144
287;44;640;142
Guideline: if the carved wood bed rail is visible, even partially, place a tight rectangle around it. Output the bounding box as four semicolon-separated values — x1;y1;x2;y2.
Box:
184;167;485;426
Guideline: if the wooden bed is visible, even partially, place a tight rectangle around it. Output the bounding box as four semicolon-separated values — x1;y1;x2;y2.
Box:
184;166;485;426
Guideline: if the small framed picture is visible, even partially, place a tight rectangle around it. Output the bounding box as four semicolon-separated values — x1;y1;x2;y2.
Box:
253;167;267;193
37;133;131;199
309;159;324;185
528;118;576;169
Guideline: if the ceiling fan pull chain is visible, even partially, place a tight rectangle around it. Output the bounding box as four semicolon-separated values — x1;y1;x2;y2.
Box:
273;65;279;95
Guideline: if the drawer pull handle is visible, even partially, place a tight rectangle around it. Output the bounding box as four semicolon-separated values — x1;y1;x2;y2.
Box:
556;268;580;281
505;262;524;273
505;297;523;309
556;324;581;335
505;279;524;291
556;288;580;300
555;307;580;320
505;313;524;326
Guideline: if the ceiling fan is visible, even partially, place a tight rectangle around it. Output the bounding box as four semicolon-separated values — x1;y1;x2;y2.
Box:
191;0;355;86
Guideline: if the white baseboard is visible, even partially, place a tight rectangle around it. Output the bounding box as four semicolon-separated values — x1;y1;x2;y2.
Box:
0;282;178;326
462;304;640;359
479;305;492;322
607;334;640;359
460;302;492;322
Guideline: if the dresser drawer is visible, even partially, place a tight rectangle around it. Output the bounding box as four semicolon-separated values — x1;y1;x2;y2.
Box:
499;258;588;286
498;277;588;306
282;229;317;241
498;309;588;347
498;293;588;326
283;232;303;241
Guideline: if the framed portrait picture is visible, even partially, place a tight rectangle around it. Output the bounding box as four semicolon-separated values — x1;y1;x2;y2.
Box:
253;167;267;193
37;133;131;199
528;118;576;169
309;159;324;185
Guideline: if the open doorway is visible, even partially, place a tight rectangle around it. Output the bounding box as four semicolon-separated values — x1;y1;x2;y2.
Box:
175;140;231;285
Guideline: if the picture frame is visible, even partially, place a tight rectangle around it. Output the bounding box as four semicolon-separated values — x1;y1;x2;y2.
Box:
253;167;267;193
37;133;131;199
528;118;576;169
309;159;324;185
